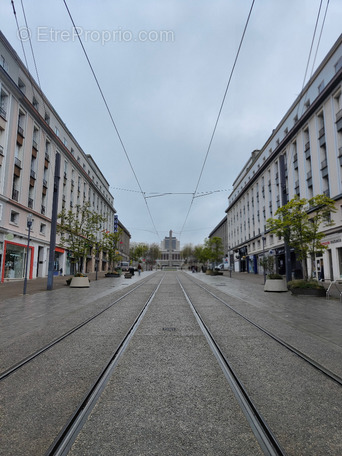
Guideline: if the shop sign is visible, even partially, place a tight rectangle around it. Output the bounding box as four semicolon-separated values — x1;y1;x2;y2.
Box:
5;233;14;241
321;238;342;246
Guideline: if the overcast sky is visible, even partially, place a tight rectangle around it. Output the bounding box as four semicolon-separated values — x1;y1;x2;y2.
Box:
1;0;342;248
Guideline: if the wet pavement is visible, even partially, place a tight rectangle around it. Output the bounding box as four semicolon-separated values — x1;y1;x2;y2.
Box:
1;270;341;455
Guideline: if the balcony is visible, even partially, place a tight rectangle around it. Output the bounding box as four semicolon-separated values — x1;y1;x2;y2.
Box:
12;189;19;201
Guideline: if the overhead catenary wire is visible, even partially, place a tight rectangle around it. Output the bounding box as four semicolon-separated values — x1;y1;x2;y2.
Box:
62;0;161;241
179;0;256;240
287;0;329;168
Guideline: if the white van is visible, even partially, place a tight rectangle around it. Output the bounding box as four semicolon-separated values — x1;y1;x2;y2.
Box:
120;261;130;271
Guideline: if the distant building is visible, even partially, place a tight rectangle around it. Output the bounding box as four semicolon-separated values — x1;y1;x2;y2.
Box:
208;216;228;261
159;230;182;268
0;31;130;280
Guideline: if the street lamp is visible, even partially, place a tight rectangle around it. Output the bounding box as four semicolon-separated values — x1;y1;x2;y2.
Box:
23;213;33;295
262;235;266;285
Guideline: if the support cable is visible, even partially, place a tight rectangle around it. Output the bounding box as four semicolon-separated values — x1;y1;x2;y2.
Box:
179;0;256;239
62;0;160;240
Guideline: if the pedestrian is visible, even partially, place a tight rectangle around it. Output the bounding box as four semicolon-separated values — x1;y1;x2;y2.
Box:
138;263;142;276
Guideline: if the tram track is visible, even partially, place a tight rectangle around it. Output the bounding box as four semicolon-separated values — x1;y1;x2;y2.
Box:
3;271;342;455
176;272;342;455
1;273;165;456
49;272;273;456
181;272;342;386
45;274;165;456
0;275;154;381
177;276;286;456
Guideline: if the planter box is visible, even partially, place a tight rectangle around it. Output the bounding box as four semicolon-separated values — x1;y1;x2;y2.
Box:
290;287;326;297
70;277;90;288
124;273;132;279
264;278;288;292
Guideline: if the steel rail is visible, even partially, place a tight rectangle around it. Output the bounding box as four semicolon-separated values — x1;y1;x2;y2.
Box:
177;277;286;456
0;275;154;381
45;274;164;456
183;274;342;387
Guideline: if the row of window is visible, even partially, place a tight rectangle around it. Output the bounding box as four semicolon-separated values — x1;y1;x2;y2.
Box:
228;89;342;249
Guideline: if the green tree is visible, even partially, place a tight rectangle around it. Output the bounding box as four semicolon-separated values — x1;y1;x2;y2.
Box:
205;237;224;266
193;245;207;264
146;243;161;268
181;244;194;265
267;194;336;280
130;243;149;263
57;202;107;273
101;229;123;271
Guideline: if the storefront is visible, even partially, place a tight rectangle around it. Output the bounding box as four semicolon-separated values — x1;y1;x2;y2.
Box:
321;234;342;281
1;240;34;282
247;254;258;274
54;247;65;275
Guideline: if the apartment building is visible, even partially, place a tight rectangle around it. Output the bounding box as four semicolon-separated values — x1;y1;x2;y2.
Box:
226;34;342;280
0;32;129;281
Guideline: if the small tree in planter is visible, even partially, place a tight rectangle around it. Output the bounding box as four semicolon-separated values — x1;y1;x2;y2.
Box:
267;194;336;294
259;255;275;277
259;255;287;292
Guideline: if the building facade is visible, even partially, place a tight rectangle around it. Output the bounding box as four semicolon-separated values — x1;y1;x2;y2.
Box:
159;230;182;268
0;32;129;281
225;34;342;280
